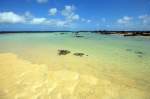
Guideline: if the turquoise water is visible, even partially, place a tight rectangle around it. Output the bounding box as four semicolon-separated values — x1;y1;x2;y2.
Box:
0;32;150;99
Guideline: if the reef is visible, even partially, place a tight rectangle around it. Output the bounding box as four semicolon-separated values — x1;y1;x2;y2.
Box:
92;31;150;36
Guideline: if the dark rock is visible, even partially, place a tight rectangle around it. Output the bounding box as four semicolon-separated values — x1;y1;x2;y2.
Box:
126;49;144;58
73;53;85;57
75;32;79;34
72;32;80;35
58;49;71;55
135;51;144;58
60;33;65;35
137;55;143;58
123;32;137;36
73;32;84;38
74;35;84;38
123;32;150;36
126;49;132;51
141;33;150;36
135;51;144;55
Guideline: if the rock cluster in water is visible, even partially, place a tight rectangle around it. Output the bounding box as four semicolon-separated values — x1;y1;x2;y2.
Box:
73;32;84;38
60;32;65;35
135;51;144;58
126;49;144;58
92;31;150;36
58;49;87;57
73;53;85;57
58;49;71;55
74;35;84;38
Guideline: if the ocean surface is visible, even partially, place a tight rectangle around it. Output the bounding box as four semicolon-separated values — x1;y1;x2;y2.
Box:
0;32;150;99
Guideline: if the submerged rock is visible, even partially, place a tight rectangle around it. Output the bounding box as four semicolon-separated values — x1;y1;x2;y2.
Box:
126;49;132;51
135;51;144;58
73;32;84;38
137;55;143;58
123;32;150;36
58;49;71;55
126;49;144;58
74;32;80;35
73;53;85;57
60;33;65;35
74;35;84;38
135;51;144;55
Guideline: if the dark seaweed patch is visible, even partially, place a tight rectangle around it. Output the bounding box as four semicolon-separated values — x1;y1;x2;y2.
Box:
135;51;144;58
60;33;65;35
74;35;84;38
58;49;88;57
135;51;144;55
126;49;132;51
58;49;71;55
125;49;145;58
73;32;84;38
73;53;85;57
137;55;143;58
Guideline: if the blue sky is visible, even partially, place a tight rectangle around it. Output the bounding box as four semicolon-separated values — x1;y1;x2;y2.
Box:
0;0;150;31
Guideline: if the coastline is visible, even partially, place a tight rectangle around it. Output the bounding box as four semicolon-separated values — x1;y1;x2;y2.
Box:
0;31;150;36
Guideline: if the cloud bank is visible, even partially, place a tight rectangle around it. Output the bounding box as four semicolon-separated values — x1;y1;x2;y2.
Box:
0;12;26;24
37;0;48;4
117;16;132;24
49;8;57;16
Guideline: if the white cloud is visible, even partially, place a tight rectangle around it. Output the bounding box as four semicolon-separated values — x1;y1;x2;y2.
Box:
25;11;32;17
71;14;79;20
139;14;150;24
49;8;57;16
117;16;132;24
30;18;48;24
37;0;48;3
81;18;92;23
54;20;69;27
29;17;70;27
61;5;80;22
0;5;81;28
0;12;26;24
62;5;75;16
87;19;91;23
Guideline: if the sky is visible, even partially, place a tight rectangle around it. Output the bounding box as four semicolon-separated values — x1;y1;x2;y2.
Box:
0;0;150;31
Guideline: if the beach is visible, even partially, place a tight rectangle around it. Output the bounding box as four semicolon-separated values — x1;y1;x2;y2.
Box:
0;32;150;99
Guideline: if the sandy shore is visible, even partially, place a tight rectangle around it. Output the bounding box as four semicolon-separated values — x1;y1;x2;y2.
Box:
0;53;149;99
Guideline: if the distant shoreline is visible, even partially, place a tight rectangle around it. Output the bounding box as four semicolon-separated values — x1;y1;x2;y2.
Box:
0;31;150;36
0;30;150;33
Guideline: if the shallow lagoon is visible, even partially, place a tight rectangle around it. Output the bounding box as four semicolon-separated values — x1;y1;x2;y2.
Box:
0;32;150;99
